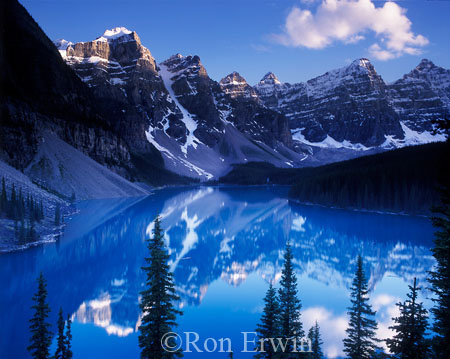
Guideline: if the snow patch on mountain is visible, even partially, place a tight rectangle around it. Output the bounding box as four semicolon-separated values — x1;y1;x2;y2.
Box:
54;39;73;50
382;122;446;148
145;128;214;180
96;27;133;42
292;128;370;151
159;63;203;155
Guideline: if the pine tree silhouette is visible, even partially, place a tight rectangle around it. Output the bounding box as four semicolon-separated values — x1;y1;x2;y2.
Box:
65;315;73;359
55;203;61;226
0;177;6;213
278;242;303;356
255;283;281;358
386;277;430;358
27;272;52;359
138;216;182;359
54;308;66;359
429;181;450;358
307;321;323;359
343;256;379;359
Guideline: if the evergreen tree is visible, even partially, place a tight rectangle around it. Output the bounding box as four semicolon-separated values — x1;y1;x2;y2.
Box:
7;183;16;218
64;315;73;359
54;308;66;359
19;216;26;244
30;195;35;222
40;200;44;221
14;216;19;239
278;242;304;356
343;256;379;359
429;182;450;358
0;177;6;213
139;216;182;359
255;284;281;358
18;188;24;219
28;272;52;359
28;217;36;242
307;322;323;359
55;203;61;226
386;278;430;359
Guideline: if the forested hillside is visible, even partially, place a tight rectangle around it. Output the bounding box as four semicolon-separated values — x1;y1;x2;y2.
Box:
219;142;449;214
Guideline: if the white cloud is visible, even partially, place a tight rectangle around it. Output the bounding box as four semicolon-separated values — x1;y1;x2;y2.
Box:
371;293;397;311
274;0;428;60
302;307;348;358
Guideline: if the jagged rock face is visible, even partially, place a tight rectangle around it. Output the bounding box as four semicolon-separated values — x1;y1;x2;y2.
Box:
255;59;449;148
387;59;450;132
255;59;403;147
58;33;300;180
59;31;295;176
228;97;292;148
0;1;131;175
159;54;225;147
219;72;259;101
58;28;180;154
213;72;291;148
254;72;282;108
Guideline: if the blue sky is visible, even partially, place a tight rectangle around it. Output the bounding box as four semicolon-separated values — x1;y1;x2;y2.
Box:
22;0;450;85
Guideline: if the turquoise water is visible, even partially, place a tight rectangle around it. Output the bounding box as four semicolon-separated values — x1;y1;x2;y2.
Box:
0;186;435;358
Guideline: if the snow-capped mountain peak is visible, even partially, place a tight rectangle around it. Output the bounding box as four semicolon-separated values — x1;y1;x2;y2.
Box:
260;72;281;85
220;72;248;86
415;58;435;71
219;72;259;99
350;57;372;70
54;39;73;50
95;27;133;42
389;58;450;121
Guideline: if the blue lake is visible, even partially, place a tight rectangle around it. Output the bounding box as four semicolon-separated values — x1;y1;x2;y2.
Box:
0;186;436;358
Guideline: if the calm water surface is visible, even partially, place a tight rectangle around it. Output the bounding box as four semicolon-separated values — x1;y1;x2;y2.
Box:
0;186;435;358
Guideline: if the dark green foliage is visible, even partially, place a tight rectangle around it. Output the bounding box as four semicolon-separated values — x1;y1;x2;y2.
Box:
219;162;284;185
219;143;448;214
0;177;7;212
290;143;448;214
343;256;379;359
0;179;49;242
55;308;66;359
307;322;323;359
429;180;450;358
19;216;26;244
65;315;73;359
28;217;36;242
278;242;304;354
55;203;61;226
40;200;44;221
139;216;182;359
386;278;431;359
28;272;52;359
255;284;281;358
8;183;16;218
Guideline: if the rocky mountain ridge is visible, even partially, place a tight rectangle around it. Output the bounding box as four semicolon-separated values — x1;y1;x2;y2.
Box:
57;28;448;181
57;29;304;179
254;58;448;148
2;0;448;189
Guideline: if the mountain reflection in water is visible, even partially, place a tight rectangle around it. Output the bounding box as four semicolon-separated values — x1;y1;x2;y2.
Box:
0;186;435;358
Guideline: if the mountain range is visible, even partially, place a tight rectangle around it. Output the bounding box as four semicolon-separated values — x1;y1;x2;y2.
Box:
54;26;449;178
1;0;448;198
